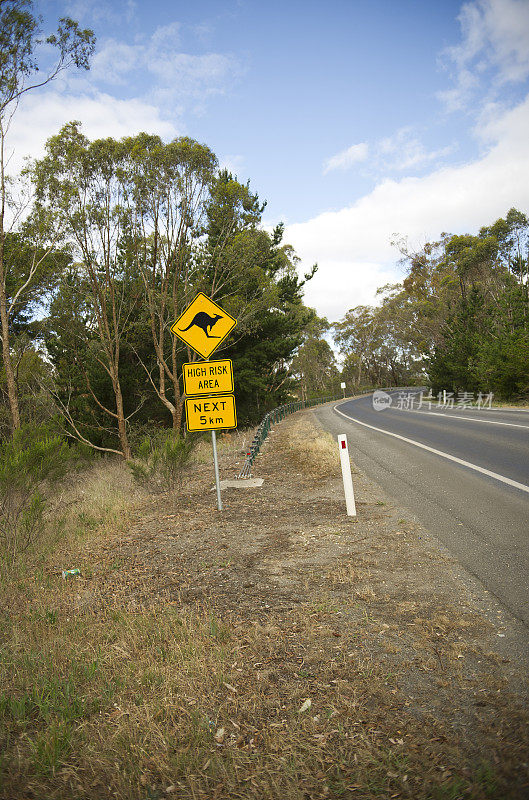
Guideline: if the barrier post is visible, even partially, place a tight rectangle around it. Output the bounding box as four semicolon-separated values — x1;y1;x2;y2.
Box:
337;434;356;516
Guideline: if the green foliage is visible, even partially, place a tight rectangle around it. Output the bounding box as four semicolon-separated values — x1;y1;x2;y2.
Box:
129;430;198;491
0;1;95;116
0;1;39;109
290;315;340;400
36;135;315;437
0;424;76;565
0;2;95;434
334;293;423;389
2;230;71;338
216;222;316;423
336;208;529;400
426;211;529;397
29;720;72;777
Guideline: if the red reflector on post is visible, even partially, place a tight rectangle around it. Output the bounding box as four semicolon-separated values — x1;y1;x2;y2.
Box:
341;440;346;449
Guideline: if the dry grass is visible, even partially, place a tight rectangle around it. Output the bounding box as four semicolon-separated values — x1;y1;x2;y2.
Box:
1;420;528;799
491;400;529;410
192;429;249;466
282;417;341;478
2;596;516;800
46;457;142;546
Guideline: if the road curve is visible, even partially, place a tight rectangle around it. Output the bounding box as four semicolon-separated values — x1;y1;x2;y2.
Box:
313;392;529;628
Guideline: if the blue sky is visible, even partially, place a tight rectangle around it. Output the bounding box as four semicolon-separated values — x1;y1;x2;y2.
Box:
11;0;529;320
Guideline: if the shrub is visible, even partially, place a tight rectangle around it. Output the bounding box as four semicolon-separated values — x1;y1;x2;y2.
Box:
0;425;74;566
129;430;197;491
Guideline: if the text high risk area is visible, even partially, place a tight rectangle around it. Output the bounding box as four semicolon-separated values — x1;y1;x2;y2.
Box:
186;364;229;378
182;359;234;397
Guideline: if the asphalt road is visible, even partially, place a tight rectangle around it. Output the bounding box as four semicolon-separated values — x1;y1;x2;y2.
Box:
313;391;529;629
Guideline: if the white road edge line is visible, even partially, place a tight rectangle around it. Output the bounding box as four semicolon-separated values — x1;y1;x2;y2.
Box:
401;407;529;429
333;405;529;496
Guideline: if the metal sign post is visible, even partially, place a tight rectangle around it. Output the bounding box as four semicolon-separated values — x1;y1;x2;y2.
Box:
211;430;222;511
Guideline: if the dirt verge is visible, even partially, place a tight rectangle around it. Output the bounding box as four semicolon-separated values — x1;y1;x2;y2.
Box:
1;411;528;799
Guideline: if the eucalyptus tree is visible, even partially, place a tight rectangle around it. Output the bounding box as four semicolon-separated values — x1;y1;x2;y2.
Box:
289;315;337;401
333;306;381;389
127;157;303;428
290;336;338;401
354;209;529;397
0;0;94;431
124;134;217;431
426;211;529;395
36;123;316;443
34;122;140;458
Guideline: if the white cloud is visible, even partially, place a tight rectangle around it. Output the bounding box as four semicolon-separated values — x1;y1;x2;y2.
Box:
377;128;454;171
4;90;178;177
303;260;396;321
438;68;480;113
150;21;182;50
439;0;529;110
323;142;368;174
193;23;214;45
91;41;141;84
148;52;240;98
64;0;127;26
324;130;453;179
286;95;529;322
90;24;241;102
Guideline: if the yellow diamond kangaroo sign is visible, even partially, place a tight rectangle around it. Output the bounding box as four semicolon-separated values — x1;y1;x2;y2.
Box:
171;293;237;359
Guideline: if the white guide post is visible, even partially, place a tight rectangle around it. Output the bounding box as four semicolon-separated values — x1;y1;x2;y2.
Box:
338;434;356;516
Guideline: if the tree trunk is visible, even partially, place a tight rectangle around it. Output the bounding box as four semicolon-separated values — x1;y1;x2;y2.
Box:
171;378;183;432
171;338;183;432
0;280;20;431
0;126;20;432
173;398;183;433
111;371;131;460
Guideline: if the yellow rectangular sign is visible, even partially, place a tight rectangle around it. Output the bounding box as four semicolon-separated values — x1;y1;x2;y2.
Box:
183;359;233;396
185;394;237;432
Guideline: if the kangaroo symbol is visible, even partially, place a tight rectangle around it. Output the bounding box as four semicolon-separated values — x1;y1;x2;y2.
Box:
179;311;223;338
